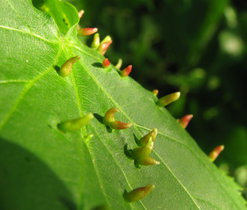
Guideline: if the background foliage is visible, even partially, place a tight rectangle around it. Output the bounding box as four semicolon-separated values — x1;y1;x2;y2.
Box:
70;0;247;197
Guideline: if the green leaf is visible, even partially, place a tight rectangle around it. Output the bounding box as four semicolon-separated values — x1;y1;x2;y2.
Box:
0;0;246;209
33;0;79;34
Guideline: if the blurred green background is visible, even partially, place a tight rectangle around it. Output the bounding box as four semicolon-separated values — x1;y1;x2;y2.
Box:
69;0;247;197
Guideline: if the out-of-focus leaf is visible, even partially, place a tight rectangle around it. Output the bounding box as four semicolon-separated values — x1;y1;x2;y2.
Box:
161;0;229;66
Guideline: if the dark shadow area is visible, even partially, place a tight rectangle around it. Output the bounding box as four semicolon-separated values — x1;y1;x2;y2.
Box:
94;113;112;133
91;204;109;210
92;62;103;68
123;144;132;159
0;137;76;210
133;134;139;145
62;18;69;26
59;196;77;210
32;0;44;9
54;65;61;73
124;144;140;169
94;113;104;124
122;190;128;203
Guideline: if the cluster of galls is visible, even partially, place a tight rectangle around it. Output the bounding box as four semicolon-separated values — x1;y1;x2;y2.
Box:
57;106;157;202
55;10;225;206
125;128;159;168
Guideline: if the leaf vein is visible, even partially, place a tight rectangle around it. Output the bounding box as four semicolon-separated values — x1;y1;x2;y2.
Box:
0;47;62;129
77;59;202;209
0;80;30;84
0;24;57;44
92;127;147;210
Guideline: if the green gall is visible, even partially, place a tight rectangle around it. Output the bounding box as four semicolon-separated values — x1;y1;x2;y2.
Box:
58;56;80;77
138;128;158;147
124;184;155;202
115;58;123;69
157;91;180;107
91;33;100;49
58;113;94;133
128;139;160;167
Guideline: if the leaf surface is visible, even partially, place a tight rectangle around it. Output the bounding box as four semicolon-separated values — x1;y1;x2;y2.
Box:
0;0;246;209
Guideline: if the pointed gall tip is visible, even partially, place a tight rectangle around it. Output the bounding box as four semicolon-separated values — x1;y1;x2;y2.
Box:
101;35;112;43
153;160;160;165
178;114;193;128
102;58;111;68
78;10;85;19
91;33;100;49
86;113;94;121
124;184;155;202
97;35;112;54
74;56;80;61
79;27;98;36
98;41;112;55
153;89;159;96
142;157;160;165
115;58;123;69
113;121;133;129
138;128;158;146
157;91;181;107
209;145;224;162
152;128;158;139
173;91;181;100
121;65;132;77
